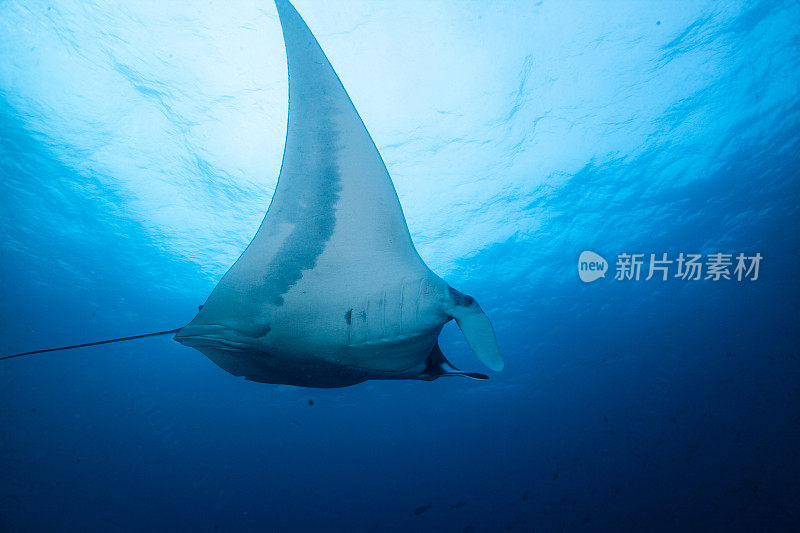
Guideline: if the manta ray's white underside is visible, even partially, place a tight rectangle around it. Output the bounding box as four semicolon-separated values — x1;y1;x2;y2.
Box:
174;0;502;388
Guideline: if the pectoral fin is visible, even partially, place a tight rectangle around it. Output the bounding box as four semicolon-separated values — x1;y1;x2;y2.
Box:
448;287;503;372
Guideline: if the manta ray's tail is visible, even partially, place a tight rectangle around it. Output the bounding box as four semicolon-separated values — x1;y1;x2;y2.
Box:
0;328;181;361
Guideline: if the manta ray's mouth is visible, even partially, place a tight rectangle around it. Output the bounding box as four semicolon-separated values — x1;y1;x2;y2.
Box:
174;324;258;351
175;335;252;351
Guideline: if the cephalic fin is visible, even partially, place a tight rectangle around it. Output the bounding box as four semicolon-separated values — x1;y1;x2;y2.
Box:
420;343;488;381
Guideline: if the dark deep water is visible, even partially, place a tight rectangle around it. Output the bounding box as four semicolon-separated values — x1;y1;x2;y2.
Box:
2;1;799;531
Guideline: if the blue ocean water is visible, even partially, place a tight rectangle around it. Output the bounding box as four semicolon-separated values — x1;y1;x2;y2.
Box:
1;0;798;531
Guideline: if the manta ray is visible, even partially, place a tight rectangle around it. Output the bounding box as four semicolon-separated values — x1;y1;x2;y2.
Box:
3;0;502;388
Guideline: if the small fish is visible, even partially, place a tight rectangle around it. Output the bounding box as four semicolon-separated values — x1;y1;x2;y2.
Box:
449;501;466;509
522;490;529;502
413;503;432;516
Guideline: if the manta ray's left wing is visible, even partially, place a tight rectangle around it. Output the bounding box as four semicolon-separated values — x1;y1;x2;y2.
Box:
190;0;428;329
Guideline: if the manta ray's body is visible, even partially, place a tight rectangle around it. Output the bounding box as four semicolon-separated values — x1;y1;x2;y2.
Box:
1;0;501;388
174;0;502;387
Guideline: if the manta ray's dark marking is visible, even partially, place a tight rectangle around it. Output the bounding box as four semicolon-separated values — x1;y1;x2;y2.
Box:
260;123;342;306
253;325;271;338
